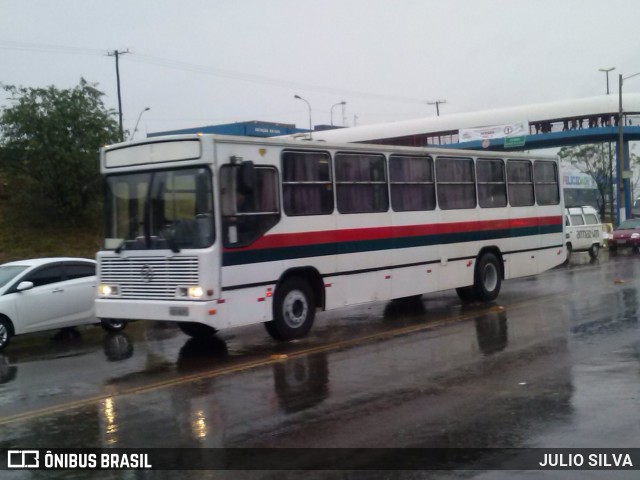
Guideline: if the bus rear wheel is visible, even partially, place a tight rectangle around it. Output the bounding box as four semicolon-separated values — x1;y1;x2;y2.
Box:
266;277;315;341
473;253;502;302
456;286;478;303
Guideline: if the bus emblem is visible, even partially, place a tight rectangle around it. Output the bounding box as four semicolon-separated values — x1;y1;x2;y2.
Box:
141;265;154;283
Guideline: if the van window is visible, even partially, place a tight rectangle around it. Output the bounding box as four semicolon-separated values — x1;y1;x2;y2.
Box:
584;213;599;225
570;214;585;226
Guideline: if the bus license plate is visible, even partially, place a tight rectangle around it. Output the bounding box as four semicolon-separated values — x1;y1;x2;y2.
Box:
170;306;189;317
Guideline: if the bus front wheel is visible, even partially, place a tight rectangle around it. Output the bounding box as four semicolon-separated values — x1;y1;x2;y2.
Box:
266;277;315;341
178;321;217;338
473;253;502;302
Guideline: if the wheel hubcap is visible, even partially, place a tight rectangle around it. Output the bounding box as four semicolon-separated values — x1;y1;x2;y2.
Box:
283;290;308;328
0;324;7;345
483;263;498;292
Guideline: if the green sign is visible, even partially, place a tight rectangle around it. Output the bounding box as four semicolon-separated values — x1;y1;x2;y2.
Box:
504;136;526;148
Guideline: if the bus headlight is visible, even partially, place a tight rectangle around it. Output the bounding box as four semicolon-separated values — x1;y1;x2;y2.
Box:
99;284;119;296
178;286;205;299
189;286;204;299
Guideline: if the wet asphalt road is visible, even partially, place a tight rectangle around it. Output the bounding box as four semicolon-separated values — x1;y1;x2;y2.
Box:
1;250;640;479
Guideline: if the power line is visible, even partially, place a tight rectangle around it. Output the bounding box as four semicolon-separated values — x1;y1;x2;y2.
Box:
128;53;426;104
0;40;105;56
0;40;428;105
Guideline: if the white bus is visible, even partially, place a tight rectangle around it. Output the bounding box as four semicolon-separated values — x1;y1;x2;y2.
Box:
96;135;565;341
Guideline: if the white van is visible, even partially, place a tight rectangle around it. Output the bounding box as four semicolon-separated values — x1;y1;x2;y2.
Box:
564;206;603;260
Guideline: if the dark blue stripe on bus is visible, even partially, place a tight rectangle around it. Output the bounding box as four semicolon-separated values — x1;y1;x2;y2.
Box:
222;224;563;267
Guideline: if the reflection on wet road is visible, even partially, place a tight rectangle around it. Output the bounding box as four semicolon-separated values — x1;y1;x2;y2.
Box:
1;251;640;477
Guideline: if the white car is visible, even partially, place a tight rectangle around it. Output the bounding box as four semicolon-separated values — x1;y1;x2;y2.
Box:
0;257;127;351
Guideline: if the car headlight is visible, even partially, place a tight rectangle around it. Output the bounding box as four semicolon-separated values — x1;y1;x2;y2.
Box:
632;233;640;239
98;284;119;296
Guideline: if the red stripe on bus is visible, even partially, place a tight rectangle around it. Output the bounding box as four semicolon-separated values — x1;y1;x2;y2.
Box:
224;215;562;252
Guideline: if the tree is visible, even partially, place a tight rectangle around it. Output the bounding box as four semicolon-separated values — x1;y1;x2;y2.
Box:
558;144;610;218
0;78;120;223
558;143;640;220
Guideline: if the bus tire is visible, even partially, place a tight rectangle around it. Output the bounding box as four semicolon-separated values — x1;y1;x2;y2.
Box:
456;286;478;303
473;253;502;302
266;277;315;341
178;321;217;338
100;318;128;333
588;243;600;259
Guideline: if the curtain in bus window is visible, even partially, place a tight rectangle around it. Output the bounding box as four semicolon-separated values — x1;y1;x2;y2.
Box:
335;153;388;213
282;151;333;215
477;159;507;208
534;161;560;205
507;160;535;207
389;155;435;211
436;157;476;210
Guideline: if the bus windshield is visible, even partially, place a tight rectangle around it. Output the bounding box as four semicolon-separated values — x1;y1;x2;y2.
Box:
103;167;215;251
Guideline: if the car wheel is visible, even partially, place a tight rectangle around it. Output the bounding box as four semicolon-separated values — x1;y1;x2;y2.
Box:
100;318;128;333
565;243;572;264
265;277;315;341
588;243;600;259
0;317;13;352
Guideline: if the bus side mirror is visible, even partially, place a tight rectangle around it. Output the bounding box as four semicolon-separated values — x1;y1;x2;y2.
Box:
237;161;256;194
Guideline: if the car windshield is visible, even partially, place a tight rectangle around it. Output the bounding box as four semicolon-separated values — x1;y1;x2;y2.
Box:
617;219;640;230
0;265;29;289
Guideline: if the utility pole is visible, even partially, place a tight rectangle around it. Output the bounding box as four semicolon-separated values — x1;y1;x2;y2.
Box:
108;49;129;141
427;99;447;116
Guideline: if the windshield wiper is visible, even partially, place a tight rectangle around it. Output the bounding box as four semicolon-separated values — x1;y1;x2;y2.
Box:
114;239;128;254
161;227;181;253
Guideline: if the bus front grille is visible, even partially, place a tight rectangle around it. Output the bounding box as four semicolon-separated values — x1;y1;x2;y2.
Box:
99;256;199;300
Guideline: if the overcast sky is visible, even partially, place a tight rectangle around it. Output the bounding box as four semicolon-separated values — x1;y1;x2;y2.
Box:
2;0;640;137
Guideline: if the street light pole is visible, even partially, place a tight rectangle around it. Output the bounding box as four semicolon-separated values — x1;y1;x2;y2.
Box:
294;95;313;139
599;67;615;222
599;67;615;94
331;101;346;126
130;107;150;141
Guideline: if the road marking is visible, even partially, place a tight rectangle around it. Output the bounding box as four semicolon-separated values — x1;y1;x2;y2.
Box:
0;270;634;427
0;305;495;426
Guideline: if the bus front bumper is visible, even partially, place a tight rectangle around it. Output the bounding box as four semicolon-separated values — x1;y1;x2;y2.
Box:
95;298;221;327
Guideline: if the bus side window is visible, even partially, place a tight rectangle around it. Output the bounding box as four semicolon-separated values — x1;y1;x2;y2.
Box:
282;150;333;216
389;155;435;211
220;164;280;247
507;160;535;207
335;153;389;213
534;161;560;205
435;156;476;210
477;158;507;208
